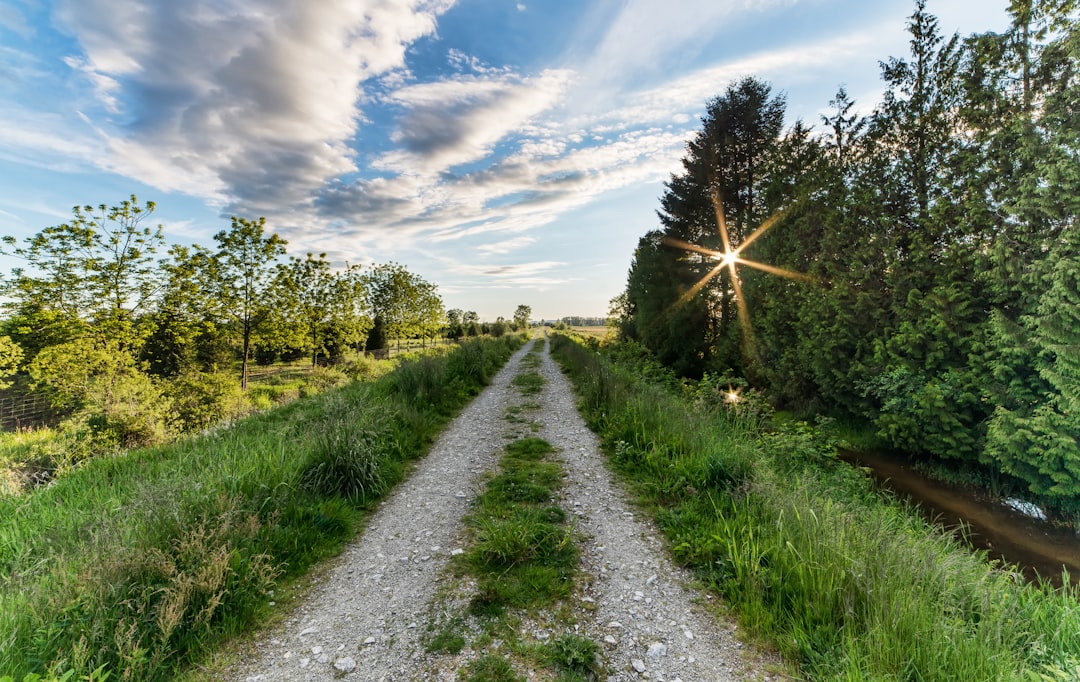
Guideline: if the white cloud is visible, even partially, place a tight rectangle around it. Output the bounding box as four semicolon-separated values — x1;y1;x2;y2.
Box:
51;0;457;216
577;0;797;99
476;235;536;255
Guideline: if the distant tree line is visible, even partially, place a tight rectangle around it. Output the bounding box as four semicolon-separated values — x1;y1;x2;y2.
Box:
615;1;1080;512
444;304;532;339
558;316;610;327
0;201;445;446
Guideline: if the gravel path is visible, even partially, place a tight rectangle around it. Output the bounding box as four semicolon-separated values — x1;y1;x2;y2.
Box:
221;337;771;681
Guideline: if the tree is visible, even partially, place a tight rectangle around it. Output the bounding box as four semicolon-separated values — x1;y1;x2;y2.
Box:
513;305;532;331
366;263;445;345
0;195;165;357
205;217;287;390
277;253;371;367
623;76;789;378
446;308;464;339
986;223;1080;500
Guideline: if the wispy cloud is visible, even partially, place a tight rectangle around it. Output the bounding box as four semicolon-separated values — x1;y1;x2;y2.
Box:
376;69;572;176
0;2;33;39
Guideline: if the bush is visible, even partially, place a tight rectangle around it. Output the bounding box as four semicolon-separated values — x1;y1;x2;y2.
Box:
165;370;247;433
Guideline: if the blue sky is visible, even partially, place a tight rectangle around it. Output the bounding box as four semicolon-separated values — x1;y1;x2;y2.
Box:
0;0;1009;321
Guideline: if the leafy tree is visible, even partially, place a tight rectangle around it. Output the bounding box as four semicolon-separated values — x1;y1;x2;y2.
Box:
141;244;216;377
513;304;532;331
366;263;445;345
0;195;165;357
446;308;465;338
205;217;287;389
0;336;22;389
277;253;371;366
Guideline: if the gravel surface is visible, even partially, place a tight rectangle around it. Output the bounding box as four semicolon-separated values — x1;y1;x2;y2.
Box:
220;337;773;681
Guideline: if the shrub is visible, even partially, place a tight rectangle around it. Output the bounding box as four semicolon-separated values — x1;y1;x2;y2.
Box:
165;370;247;433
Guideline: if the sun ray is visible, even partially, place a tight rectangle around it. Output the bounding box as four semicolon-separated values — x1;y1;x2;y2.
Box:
676;262;726;307
709;190;734;256
737;259;814;282
662;236;722;260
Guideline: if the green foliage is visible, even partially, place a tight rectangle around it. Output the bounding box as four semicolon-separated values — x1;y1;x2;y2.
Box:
164;370;246;433
0;336;22;389
543;635;602;680
987;221;1080;502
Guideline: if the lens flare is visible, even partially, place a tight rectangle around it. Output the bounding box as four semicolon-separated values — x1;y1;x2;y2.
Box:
662;190;812;357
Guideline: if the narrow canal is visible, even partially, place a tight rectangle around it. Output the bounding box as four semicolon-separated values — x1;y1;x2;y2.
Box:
840;450;1080;589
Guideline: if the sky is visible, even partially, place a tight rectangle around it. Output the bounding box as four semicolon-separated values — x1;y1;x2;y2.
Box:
0;0;1011;322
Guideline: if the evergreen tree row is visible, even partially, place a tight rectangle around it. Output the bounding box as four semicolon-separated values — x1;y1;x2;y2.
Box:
616;0;1080;513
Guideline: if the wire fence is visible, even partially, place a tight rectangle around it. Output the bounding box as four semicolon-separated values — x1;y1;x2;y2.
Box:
0;389;59;432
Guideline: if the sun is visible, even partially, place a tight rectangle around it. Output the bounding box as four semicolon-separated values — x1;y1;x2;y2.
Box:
663;189;811;349
716;249;740;268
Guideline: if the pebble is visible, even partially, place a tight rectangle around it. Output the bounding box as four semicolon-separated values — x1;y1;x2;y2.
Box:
647;642;667;658
333;657;356;673
632;659;647;673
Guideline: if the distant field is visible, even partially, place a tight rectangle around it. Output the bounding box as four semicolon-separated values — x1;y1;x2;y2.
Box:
570;326;612;339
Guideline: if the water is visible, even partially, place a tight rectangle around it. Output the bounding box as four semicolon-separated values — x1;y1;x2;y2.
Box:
839;450;1080;589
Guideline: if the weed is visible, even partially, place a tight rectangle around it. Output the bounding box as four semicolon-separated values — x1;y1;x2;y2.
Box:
463;655;523;682
544;635;602;680
511;371;544;396
426;621;466;654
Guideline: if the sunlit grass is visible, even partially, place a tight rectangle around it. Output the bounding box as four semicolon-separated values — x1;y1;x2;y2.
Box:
551;332;1080;681
0;336;524;681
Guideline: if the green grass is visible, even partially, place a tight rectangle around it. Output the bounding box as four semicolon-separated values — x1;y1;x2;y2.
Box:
462;437;576;617
510;371;544;396
0;335;524;682
550;332;1080;682
430;426;600;678
463;655;523;682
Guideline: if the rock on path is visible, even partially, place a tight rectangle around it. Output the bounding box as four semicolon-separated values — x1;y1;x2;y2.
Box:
218;337;768;681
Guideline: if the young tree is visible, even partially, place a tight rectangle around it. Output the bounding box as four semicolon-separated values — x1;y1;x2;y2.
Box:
205;217;287;390
513;304;532;331
0;195;165;356
277;253;372;367
366;263;444;346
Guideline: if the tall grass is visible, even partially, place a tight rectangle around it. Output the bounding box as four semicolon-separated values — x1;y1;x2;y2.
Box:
0;335;523;682
550;333;1080;681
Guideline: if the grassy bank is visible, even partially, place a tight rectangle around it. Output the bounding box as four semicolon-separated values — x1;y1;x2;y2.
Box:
0;335;524;682
550;333;1080;681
